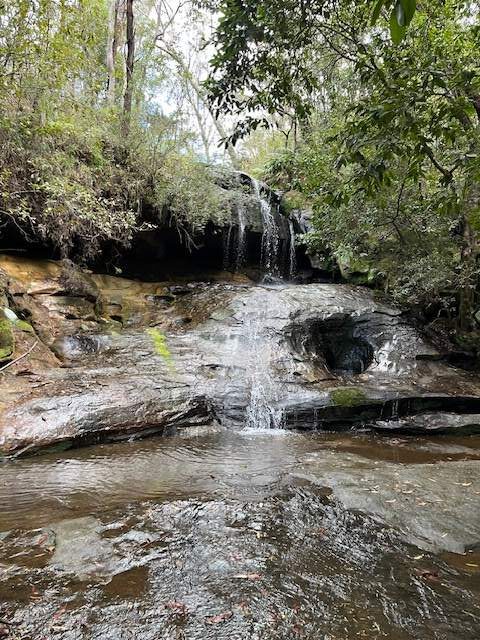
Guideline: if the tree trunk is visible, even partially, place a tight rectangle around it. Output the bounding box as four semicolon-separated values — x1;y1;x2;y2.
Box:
106;0;122;104
185;86;212;162
458;217;476;331
181;65;239;167
122;0;135;133
156;44;239;167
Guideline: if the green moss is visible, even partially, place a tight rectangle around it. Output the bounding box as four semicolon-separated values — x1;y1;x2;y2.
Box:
14;319;35;334
336;250;376;285
0;318;14;362
330;387;367;407
146;328;173;365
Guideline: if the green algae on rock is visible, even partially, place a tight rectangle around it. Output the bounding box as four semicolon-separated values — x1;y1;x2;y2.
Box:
330;387;368;407
146;328;173;365
0;317;14;362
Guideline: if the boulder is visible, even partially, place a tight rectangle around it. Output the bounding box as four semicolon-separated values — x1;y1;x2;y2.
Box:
1;274;480;455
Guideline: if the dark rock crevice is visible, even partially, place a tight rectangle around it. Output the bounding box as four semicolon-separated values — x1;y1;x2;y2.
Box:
287;315;378;377
285;395;480;433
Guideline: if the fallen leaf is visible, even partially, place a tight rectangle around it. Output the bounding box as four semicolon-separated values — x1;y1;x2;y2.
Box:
415;569;440;582
165;601;188;614
52;606;67;621
205;611;233;625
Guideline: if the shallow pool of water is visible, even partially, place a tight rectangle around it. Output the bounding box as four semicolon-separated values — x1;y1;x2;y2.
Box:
1;430;479;639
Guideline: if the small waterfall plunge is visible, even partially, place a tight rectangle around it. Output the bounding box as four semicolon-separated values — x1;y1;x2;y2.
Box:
223;176;296;278
223;203;247;271
242;298;285;431
288;219;296;280
251;178;280;275
235;203;247;270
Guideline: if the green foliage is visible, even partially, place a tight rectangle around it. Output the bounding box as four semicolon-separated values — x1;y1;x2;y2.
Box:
153;155;227;231
222;0;480;327
371;0;417;42
0;0;228;259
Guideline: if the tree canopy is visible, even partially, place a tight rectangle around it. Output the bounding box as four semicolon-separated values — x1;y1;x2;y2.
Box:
0;0;236;257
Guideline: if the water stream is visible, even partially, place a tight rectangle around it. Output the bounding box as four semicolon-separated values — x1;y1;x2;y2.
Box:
235;202;247;271
288;218;296;280
251;178;280;275
0;431;479;639
244;293;285;432
223;177;295;279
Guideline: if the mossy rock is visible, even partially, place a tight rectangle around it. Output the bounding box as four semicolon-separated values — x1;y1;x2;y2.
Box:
146;328;173;366
337;252;376;285
330;387;367;407
14;319;35;334
0;318;14;362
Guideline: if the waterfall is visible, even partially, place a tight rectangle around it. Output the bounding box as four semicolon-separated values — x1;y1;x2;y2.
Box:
242;292;285;431
223;224;233;270
223;175;297;278
252;178;280;275
223;202;247;271
288;219;296;279
235;203;247;270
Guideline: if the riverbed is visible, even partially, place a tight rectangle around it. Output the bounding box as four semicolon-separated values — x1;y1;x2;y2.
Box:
1;428;479;639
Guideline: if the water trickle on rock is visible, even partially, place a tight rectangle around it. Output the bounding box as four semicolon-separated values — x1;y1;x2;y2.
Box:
222;224;233;270
252;177;280;275
222;174;295;279
288;218;296;280
224;201;248;271
243;300;285;431
235;201;247;270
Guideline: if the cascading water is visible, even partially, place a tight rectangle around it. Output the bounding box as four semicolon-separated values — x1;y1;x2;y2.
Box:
288;219;296;279
252;178;280;275
235;202;247;270
222;224;233;270
243;307;285;431
223;202;247;271
233;288;286;432
223;175;296;279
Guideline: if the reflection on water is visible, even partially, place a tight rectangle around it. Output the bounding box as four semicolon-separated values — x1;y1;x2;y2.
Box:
0;430;479;639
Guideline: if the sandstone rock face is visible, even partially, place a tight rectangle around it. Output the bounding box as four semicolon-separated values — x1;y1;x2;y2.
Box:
1;255;480;455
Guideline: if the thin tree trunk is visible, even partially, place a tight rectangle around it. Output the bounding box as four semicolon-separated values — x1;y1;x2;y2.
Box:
156;43;239;166
186;87;212;162
122;0;135;133
181;64;238;166
106;0;121;104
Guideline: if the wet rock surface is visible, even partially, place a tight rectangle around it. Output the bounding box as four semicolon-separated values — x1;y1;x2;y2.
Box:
1;256;480;454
